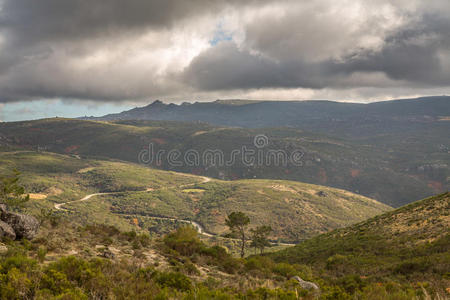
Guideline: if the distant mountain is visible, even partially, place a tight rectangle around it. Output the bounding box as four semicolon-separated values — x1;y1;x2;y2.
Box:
82;96;450;137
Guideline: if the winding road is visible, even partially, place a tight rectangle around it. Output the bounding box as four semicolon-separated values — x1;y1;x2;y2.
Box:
54;175;294;246
54;193;110;210
54;175;214;236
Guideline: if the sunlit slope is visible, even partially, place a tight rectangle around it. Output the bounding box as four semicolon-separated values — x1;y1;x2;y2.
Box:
0;151;390;241
270;193;450;278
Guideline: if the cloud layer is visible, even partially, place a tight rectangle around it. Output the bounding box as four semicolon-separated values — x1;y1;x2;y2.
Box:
0;0;449;103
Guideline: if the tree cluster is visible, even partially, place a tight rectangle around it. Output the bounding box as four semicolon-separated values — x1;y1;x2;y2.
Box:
225;211;272;257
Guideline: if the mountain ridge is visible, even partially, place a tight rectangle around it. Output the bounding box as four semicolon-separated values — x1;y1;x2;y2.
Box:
81;96;450;129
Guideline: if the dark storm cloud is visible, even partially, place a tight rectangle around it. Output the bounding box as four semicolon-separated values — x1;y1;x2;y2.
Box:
0;0;265;45
337;14;450;86
182;10;450;91
0;0;235;70
0;0;276;102
182;42;328;90
0;0;449;103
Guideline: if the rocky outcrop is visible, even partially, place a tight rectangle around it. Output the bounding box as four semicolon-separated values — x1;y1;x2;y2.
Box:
0;220;16;240
0;242;7;254
0;204;6;214
0;204;39;240
292;276;320;291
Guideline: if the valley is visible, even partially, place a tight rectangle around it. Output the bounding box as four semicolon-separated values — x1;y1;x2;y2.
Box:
1;109;448;207
0;151;390;242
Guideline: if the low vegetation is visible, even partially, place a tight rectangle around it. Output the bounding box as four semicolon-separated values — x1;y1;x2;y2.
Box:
1;116;447;207
1;192;448;299
0;147;447;298
0;170;30;210
269;192;450;298
0;151;390;242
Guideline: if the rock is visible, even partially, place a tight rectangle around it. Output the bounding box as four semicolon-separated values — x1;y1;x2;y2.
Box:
0;242;8;254
0;220;16;240
0;211;39;240
100;248;115;259
292;276;320;291
316;191;328;197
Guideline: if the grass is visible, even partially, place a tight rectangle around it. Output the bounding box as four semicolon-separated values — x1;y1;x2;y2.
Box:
269;193;450;294
0;151;390;243
1;194;446;299
0;117;447;207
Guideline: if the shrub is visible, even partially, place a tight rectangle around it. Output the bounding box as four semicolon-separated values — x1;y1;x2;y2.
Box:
163;226;203;256
83;224;120;237
0;267;34;299
37;246;47;263
153;271;192;292
272;263;297;278
394;258;432;275
183;261;200;276
336;275;365;294
245;256;274;274
326;254;352;273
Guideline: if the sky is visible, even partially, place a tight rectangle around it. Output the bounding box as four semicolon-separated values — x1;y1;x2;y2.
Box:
0;0;449;121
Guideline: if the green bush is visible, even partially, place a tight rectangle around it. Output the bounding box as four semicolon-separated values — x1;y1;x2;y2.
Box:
37;246;47;263
245;256;274;275
163;226;203;256
394;258;432;275
152;271;192;292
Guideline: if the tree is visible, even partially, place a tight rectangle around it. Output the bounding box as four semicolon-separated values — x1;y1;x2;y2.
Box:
250;225;272;254
225;211;250;258
0;170;29;210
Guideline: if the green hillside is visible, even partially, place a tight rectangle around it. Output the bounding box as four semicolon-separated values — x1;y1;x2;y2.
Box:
0;188;446;299
0;151;390;242
1;118;447;207
269;193;450;295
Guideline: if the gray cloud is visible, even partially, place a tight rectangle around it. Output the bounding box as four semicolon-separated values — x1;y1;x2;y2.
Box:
182;5;450;91
1;0;245;44
182;42;329;90
0;0;449;103
336;14;450;86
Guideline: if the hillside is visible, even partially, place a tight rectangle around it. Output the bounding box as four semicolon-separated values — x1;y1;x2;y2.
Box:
0;186;446;298
269;193;450;293
0;118;447;207
0;151;390;242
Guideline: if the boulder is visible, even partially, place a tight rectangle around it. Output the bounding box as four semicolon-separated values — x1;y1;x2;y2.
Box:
292;276;320;291
1;211;39;240
100;248;116;259
0;242;8;254
0;220;16;240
